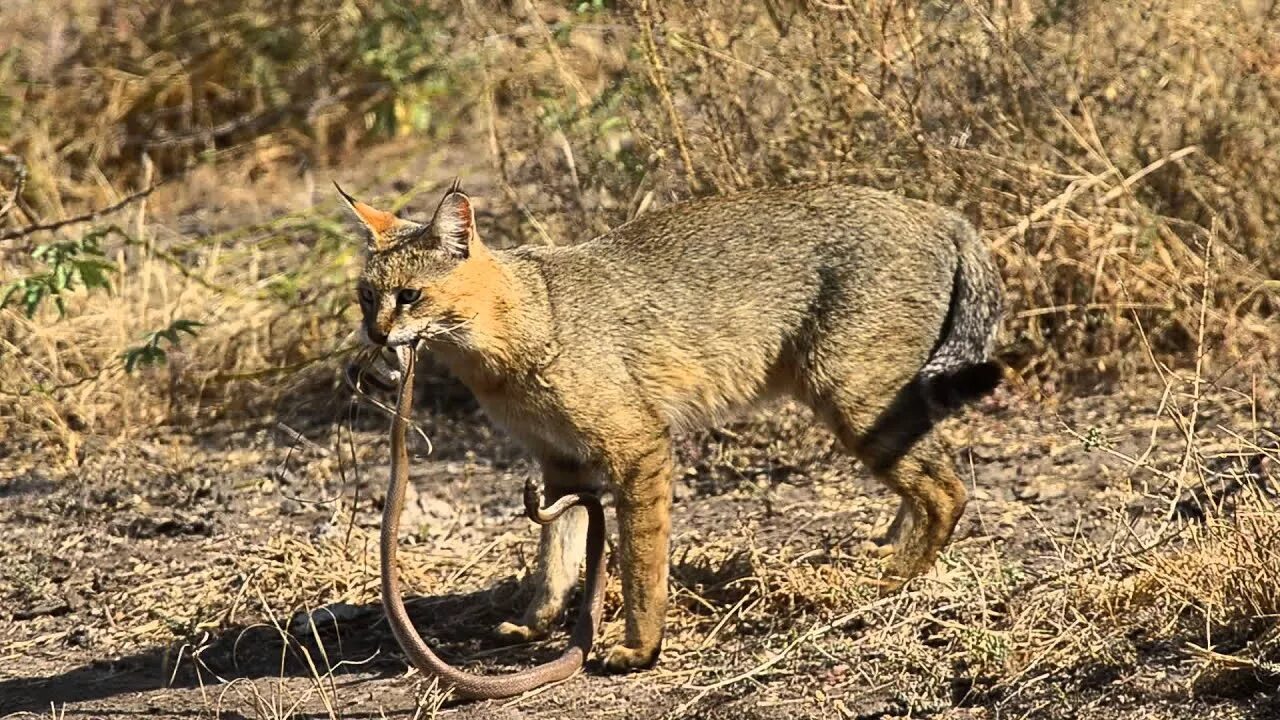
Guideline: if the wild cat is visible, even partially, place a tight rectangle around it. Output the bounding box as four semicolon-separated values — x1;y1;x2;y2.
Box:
340;181;1002;671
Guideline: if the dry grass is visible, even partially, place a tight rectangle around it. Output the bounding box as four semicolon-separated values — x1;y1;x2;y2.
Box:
9;1;1274;444
613;1;1280;391
3;371;1276;715
0;0;477;454
1;1;1278;717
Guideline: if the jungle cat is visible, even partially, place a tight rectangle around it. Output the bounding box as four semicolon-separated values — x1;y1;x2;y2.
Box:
339;180;1003;672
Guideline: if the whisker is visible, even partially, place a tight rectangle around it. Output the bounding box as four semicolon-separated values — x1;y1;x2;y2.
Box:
344;357;434;455
423;316;475;341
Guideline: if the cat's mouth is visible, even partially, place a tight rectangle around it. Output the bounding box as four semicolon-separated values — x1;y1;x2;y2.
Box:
344;346;401;395
385;326;425;348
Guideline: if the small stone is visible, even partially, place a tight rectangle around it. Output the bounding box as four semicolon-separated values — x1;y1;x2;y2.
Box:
673;480;694;503
1014;476;1067;503
289;602;366;635
66;626;93;648
1036;482;1068;501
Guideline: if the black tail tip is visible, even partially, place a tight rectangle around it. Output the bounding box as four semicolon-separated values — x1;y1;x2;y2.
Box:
924;362;1004;415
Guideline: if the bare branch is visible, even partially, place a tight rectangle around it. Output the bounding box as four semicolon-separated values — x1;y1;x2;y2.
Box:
0;153;28;221
0;184;158;242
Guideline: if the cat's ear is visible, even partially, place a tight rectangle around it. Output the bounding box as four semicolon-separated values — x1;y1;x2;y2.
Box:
430;181;476;260
334;182;424;252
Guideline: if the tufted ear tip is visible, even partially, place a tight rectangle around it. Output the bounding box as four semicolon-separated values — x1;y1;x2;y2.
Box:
332;180;355;204
431;185;475;259
335;182;415;250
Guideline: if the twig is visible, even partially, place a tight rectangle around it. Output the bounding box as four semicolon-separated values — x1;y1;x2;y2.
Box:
635;0;699;194
446;536;507;584
522;0;591;108
479;62;555;246
1010;520;1190;598
0;184;159;241
553;128;587;223
0;153;28;221
275;421;332;458
1094;145;1199;206
1058;419;1177;484
675;589;921;715
668;31;782;83
996;173;1107;246
1167;228;1215;520
1014;302;1173;320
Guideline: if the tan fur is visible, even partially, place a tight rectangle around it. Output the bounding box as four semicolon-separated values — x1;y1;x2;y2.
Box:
351;200;397;235
343;182;1004;672
429;246;520;368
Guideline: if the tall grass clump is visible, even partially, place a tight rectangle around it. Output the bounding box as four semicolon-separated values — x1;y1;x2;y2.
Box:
491;0;1280;391
0;0;463;450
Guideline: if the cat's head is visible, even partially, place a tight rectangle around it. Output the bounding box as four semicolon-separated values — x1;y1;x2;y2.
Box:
338;181;492;349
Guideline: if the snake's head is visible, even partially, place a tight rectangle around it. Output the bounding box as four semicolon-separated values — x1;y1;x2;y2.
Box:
342;328;403;395
394;343;417;374
343;327;422;401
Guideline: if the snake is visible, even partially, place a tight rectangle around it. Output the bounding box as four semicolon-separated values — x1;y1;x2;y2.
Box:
379;343;607;699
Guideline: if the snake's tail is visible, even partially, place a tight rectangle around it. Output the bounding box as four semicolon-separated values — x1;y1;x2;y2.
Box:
381;344;608;700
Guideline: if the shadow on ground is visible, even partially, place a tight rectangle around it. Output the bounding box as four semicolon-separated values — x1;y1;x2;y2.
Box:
0;579;579;716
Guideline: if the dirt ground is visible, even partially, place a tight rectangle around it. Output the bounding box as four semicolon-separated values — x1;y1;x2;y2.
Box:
3;351;1278;719
5;2;1280;717
2;124;1279;720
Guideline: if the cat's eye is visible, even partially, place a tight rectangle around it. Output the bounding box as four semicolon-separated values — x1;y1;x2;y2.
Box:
396;288;421;305
357;287;375;306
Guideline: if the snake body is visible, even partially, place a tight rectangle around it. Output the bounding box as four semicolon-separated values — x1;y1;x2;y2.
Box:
380;345;607;699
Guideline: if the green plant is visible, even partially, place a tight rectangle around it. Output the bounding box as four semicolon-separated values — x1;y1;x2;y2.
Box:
1082;427;1110;452
1;229;118;318
961;625;1012;669
575;0;608;15
121;319;205;373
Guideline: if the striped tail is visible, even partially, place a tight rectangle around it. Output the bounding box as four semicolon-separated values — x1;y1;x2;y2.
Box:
919;217;1004;416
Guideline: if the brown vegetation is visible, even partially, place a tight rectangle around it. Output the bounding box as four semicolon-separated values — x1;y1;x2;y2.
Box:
1;1;1277;717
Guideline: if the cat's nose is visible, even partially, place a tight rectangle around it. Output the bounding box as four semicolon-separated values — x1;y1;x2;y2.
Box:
366;325;388;345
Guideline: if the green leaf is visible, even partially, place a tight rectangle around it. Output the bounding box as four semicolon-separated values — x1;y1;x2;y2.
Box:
174;320;204;336
3;230;121;318
23;286;41;318
121;318;204;373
